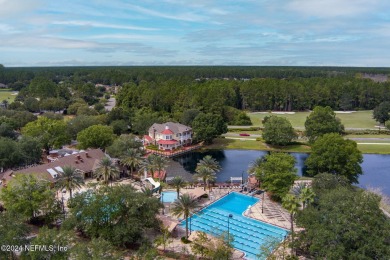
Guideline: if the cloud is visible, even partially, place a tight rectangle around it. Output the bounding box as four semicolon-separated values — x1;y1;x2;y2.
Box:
0;0;43;17
52;20;158;31
286;0;387;18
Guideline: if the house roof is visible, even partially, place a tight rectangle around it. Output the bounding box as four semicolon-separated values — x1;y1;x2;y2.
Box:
144;135;153;142
157;140;178;145
2;149;105;184
149;122;191;134
161;128;174;135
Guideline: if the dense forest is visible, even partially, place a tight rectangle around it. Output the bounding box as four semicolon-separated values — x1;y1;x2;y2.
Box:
1;65;390;129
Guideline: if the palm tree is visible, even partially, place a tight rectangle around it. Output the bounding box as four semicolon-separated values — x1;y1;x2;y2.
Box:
140;154;157;178
247;157;264;176
141;186;154;197
120;148;143;179
197;155;221;174
171;194;200;238
152;155;169;181
56;165;84;199
94;157;120;186
194;166;216;191
282;194;300;256
299;187;315;209
171;176;186;198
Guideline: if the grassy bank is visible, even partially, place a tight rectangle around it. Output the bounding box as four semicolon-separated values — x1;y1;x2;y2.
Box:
247;110;378;129
207;137;390;154
0;89;17;103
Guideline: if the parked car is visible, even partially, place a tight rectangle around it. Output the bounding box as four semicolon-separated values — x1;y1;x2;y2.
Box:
239;133;250;136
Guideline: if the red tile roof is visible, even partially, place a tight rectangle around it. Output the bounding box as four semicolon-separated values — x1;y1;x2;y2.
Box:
144;135;153;142
161;128;174;135
157;140;178;145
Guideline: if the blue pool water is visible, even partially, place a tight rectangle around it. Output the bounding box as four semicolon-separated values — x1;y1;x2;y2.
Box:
180;192;288;259
161;191;178;203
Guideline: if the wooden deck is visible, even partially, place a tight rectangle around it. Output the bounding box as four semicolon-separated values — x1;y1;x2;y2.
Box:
145;143;203;158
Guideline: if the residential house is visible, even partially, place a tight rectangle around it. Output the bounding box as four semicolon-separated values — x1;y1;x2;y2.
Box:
144;122;192;151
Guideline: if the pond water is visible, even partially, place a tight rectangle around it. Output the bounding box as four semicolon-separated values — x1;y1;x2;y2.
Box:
173;150;390;197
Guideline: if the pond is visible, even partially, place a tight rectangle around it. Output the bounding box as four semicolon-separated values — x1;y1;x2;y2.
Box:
173;150;390;197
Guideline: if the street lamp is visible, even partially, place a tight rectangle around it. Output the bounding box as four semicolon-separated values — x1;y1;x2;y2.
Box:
190;213;192;235
61;190;66;214
227;214;233;242
262;190;265;214
161;193;165;215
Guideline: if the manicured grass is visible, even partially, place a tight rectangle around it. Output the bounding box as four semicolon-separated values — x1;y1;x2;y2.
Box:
356;144;390;154
345;134;390;138
208;137;390;154
0;89;17;103
207;138;311;153
248;110;378;129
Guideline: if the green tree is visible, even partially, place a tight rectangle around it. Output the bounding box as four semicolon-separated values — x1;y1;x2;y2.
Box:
77;124;114;149
70;237;122;260
305;133;363;183
39;97;66;112
304;106;344;142
282;194;300;256
181;109;201;126
0;212;30;260
18;136;42;165
151;154;169;182
120;148;143;178
56;165;85;199
94;157;120;186
256;153;297;201
67;115;101;139
197;155;222;174
171;194;200;238
106;134;143;158
24;97;40;112
247;157;264;177
154;225;173;252
171;176;186;198
0;122;17;139
194;166;216;191
311;172;351;196
110;119;128;135
65;186;161;247
0;174;59;222
373;101;390;125
26;227;74;260
296;187;390;259
22;116;71;152
262;116;297;146
192;113;227;144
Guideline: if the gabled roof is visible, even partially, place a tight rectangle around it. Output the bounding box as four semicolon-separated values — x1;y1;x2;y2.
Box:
161;128;174;135
8;149;105;182
149;122;191;134
144;135;153;142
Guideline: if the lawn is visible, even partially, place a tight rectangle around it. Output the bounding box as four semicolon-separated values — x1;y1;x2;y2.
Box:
247;110;378;129
356;144;390;154
207;137;390;154
206;138;311;153
0;89;17;103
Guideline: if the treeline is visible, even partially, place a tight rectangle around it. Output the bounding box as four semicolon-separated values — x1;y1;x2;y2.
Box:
117;77;390;113
1;65;389;87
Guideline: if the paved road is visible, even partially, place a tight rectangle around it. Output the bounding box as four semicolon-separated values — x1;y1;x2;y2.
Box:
104;97;116;111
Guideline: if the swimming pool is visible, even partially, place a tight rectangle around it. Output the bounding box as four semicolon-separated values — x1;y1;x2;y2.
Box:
161;191;178;203
180;192;288;259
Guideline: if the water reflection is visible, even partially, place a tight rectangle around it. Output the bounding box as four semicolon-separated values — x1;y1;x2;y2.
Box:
173;149;390;196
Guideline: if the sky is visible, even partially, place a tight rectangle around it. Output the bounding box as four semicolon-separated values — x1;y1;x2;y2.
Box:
1;0;390;67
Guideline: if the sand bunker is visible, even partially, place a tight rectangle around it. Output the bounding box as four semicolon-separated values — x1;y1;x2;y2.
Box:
271;111;296;115
334;111;356;114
